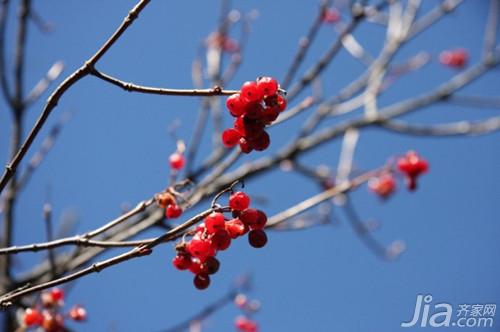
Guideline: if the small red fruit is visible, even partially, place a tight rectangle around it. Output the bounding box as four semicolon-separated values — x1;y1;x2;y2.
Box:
166;204;183;219
240;81;263;102
369;174;396;199
210;229;232;251
69;305;87;321
248;229;267;248
229;191;251;211
256;77;278;96
235;315;259;332
50;288;64;302
204;212;226;233
226;94;247;117
193;274;211;290
24;308;44;326
225;218;248;238
169;152;185;170
204;256;220;275
222;128;242;148
187;237;216;261
172;252;192;270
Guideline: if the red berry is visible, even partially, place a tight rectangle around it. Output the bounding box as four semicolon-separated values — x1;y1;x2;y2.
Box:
239;208;259;226
244;102;264;120
235;316;258;332
187;237;216;261
240;81;263;102
265;94;287;112
256;77;278;97
248;229;267;248
225;218;248;238
222;128;242;148
323;8;340;23
205;212;226;234
229;191;250;211
50;288;64;302
69;305;87;321
251;130;270;151
368;174;396;198
204;256;220;275
166;204;183;219
193;274;210;290
239;137;253;154
210;229;232;251
252;210;267;230
234;116;247;136
42;312;64;332
24;308;44;327
169;152;185;170
189;258;208;274
172;252;192;270
397;151;428;178
261;106;280;124
226;94;247;117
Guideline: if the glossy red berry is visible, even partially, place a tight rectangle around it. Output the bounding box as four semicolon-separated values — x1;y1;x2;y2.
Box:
225;218;248;238
252;210;267;230
187;237;216;261
239;208;259;226
229;191;250;211
239;137;253;154
204;212;226;233
166;204;183;219
251;130;270;151
50;288;64;302
169;152;185;170
172;252;192;270
42;312;64;332
244;101;264;119
193;274;211;290
210;229;232;251
189;258;208;274
226;93;247;117
397;151;429;178
256;77;278;96
240;81;263;102
248;229;267;248
69;305;87;321
222;128;242;148
24;308;44;326
204;256;220;275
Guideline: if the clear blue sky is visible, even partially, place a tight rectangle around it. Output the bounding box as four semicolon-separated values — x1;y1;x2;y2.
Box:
0;1;499;331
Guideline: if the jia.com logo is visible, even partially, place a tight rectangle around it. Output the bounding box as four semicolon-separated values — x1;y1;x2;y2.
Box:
401;294;496;328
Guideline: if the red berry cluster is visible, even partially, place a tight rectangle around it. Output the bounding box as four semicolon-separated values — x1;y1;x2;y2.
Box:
369;173;397;199
234;293;260;332
439;49;468;68
222;77;287;153
171;191;268;290
22;288;87;331
397;151;429;191
156;192;183;219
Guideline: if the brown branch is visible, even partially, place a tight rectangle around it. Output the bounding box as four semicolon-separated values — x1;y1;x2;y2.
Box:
90;69;238;96
0;0;152;196
0;197;155;255
0;206;230;307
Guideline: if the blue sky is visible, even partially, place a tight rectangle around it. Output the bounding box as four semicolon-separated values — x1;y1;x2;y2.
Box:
0;1;499;331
